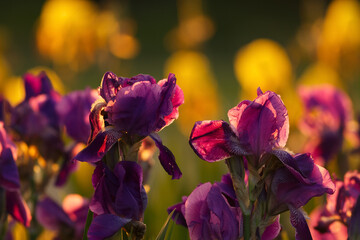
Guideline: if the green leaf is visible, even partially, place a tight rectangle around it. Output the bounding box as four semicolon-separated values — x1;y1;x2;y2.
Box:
155;209;175;240
82;209;94;240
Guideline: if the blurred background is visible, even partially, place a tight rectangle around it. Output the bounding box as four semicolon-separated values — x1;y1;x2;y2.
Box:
1;0;360;239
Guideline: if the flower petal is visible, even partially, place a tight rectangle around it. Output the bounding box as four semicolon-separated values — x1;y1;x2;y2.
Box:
150;133;182;179
114;161;147;220
167;196;188;227
23;72;53;100
36;197;73;231
73;127;122;163
99;72;121;102
88;214;131;240
0;148;20;190
88;100;106;144
289;207;313;240
261;216;281;240
236;90;289;156
6;191;31;227
189;120;245;162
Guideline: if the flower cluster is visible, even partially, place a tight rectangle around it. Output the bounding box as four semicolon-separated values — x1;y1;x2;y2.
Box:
170;88;335;239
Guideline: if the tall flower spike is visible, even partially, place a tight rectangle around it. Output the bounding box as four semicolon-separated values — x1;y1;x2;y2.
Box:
74;72;184;179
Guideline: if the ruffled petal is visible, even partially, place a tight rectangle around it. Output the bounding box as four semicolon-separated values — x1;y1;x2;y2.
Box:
190;120;246;162
167;196;188;227
99;72;121;103
150;133;182;179
74;127;122;163
88;214;131;240
88;100;106;144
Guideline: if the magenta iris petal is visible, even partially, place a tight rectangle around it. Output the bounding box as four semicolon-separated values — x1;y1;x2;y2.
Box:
55;144;80;187
190;120;244;162
235;90;289;157
36;197;73;231
270;150;335;213
158;74;184;129
74;127;122;163
289;207;313;240
6;191;31;227
150;133;182;179
185;182;240;240
261;216;281;240
88;214;131;240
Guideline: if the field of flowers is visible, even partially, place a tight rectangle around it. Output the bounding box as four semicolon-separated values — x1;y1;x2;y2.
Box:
0;0;360;239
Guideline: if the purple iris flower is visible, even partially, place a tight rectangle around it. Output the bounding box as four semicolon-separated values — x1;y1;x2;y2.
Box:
11;72;63;160
267;150;335;239
311;171;360;239
189;88;289;167
87;161;147;240
298;85;352;165
36;194;89;239
168;174;281;240
74;72;184;179
57;87;99;144
0;122;31;227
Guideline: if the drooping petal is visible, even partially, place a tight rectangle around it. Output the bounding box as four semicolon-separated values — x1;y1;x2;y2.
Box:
87;214;131;240
289;207;313;240
189;120;246;162
114;161;147;220
73;127;122;163
36;197;73;231
6;191;31;227
167;196;188;227
150;133;182;179
270;150;335;213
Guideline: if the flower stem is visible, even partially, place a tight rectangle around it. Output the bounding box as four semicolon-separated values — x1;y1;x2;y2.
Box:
82;209;94;240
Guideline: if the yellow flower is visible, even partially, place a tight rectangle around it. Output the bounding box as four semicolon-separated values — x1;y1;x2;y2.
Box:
234;39;293;99
164;51;220;135
317;0;360;77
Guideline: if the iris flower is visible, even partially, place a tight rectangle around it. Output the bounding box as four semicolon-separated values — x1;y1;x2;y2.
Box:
74;72;184;179
189;88;335;239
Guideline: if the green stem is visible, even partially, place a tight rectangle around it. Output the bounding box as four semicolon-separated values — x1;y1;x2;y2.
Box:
243;214;251;240
82;209;94;240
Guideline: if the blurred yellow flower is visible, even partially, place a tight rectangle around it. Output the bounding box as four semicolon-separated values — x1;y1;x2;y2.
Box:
164;51;220;135
298;62;343;88
317;0;360;77
10;222;29;240
235;39;303;125
234;39;293;99
36;0;98;71
36;0;139;71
